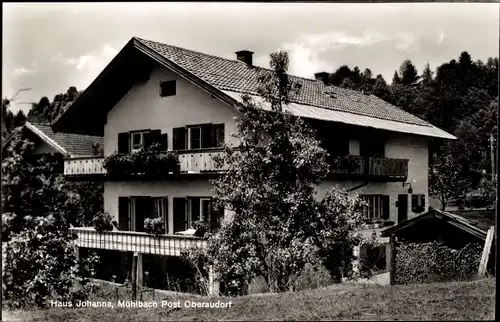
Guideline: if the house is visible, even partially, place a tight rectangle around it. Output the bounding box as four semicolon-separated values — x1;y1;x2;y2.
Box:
52;37;456;293
2;121;104;166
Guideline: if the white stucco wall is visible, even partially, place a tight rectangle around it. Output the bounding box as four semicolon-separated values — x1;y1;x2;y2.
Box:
102;66;429;228
104;67;239;156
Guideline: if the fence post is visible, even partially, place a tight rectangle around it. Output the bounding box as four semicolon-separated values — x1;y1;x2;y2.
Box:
137;253;143;287
389;234;397;285
477;226;495;278
132;253;138;300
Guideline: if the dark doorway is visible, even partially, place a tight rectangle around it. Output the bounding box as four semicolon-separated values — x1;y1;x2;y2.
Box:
397;194;409;224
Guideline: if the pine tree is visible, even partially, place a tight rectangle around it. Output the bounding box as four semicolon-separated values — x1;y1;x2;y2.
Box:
399;59;420;86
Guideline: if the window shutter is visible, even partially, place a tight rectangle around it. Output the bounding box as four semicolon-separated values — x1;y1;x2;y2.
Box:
118;197;130;231
173;197;187;233
149;129;162;148
202;124;213;149
160;133;168;151
118;133;129;153
382;195;390;219
173;127;186;150
163;197;169;233
411;195;418;212
420;194;425;211
143;130;153;149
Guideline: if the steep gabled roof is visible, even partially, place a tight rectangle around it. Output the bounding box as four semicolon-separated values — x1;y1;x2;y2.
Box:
3;122;103;157
53;36;456;139
137;37;430;126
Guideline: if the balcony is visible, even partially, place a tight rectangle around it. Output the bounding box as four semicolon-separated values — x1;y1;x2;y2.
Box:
71;227;207;257
369;157;408;181
64;151;408;182
64;149;225;178
64;156;106;176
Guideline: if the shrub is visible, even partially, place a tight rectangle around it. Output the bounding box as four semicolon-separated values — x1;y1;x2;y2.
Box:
396;241;483;284
144;217;165;236
92;211;113;233
290;263;335;292
330;154;360;173
192;220;208;238
2;216;98;309
103;143;179;177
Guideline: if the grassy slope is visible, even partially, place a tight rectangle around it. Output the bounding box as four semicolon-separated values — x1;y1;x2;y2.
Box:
3;278;495;321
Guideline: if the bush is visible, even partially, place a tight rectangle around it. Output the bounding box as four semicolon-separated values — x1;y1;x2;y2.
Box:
192;220;208;238
103;143;179;177
144;217;165;236
330;154;360;173
396;241;483;284
92;212;113;233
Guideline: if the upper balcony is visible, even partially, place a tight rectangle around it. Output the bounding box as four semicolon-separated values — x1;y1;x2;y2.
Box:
64;149;225;179
64;151;408;182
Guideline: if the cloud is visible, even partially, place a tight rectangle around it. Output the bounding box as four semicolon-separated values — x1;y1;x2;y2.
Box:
259;30;431;78
12;65;37;76
437;30;446;46
53;44;118;72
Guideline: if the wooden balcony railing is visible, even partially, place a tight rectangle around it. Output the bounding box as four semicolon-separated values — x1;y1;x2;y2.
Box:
63;149;226;176
63;152;408;181
64;156;106;176
71;227;207;256
178;149;224;173
329;156;365;176
369;157;408;179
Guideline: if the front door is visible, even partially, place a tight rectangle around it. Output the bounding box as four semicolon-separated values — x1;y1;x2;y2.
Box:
397;194;408;224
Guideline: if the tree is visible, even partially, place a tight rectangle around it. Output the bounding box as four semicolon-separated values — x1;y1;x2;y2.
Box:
399;59;420;86
420;62;434;87
372;74;391;102
27;86;81;123
340;78;356;90
2;135;95;308
429;152;470;210
203;51;365;295
392;71;401;85
329;65;350;86
12;110;27;128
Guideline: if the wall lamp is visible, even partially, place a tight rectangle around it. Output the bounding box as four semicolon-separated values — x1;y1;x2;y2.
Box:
402;181;414;194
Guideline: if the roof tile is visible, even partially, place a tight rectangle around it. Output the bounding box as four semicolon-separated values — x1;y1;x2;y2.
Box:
29;122;103;157
136;37;431;127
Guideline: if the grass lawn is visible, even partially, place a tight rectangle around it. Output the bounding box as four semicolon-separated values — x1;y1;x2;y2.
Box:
2;278;495;321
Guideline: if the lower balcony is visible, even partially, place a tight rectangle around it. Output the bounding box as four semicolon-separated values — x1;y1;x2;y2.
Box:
71;227;207;257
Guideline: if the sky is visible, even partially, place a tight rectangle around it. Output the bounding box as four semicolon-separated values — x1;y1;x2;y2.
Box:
2;2;499;114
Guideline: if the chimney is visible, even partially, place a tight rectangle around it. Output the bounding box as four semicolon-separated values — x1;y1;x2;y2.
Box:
235;50;254;66
314;72;329;83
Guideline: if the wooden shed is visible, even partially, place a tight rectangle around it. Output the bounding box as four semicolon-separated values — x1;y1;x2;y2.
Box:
381;208;496;284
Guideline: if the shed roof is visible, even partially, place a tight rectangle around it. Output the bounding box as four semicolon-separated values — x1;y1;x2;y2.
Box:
381;208;494;241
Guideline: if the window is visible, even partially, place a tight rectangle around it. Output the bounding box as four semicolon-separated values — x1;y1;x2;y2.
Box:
360;195;390;220
189;127;202;149
131;132;148;152
160;80;176;97
117;130;168;154
129;196;168;232
173;124;225;150
411;194;426;213
172;197;222;233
